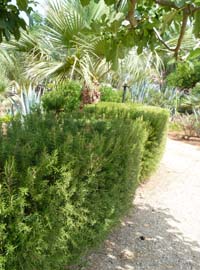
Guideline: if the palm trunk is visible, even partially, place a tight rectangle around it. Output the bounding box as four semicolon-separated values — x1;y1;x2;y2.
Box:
80;81;101;108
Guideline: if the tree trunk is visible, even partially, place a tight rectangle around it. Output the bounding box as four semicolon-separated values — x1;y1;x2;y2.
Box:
80;81;101;108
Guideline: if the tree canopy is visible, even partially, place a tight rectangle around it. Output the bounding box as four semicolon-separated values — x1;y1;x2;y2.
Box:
1;0;200;59
80;0;200;59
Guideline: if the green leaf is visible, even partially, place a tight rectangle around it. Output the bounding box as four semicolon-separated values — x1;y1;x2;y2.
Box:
80;0;90;6
174;0;187;8
17;0;28;11
188;48;200;60
104;0;115;6
193;10;200;38
3;29;11;41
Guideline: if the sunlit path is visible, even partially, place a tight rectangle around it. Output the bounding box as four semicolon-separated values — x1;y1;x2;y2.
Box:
84;138;200;270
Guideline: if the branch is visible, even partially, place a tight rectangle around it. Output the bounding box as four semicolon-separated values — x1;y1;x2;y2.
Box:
174;7;189;59
155;0;179;9
153;27;175;52
153;4;190;58
191;6;200;13
126;0;138;27
153;9;189;59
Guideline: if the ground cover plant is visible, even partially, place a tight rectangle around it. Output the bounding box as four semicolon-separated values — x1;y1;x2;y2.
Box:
0;102;168;270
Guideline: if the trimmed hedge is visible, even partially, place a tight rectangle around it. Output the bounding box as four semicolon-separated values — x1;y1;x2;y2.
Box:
83;102;169;180
0;111;147;270
0;103;169;270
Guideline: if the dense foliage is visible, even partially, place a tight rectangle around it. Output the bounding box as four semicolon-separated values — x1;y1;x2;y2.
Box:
192;83;200;96
2;0;200;61
42;81;82;113
80;0;200;59
100;86;122;103
167;61;200;89
0;103;168;270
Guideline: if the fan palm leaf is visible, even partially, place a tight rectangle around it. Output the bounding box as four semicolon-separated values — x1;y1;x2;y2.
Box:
25;0;113;83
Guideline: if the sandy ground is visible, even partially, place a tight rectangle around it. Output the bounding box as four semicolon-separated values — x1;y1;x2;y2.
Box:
83;138;200;270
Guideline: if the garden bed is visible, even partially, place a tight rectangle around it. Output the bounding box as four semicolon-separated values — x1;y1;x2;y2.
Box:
168;131;200;147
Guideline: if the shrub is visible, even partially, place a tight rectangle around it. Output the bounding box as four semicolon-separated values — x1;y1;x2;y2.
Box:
42;80;82;113
167;60;200;89
173;111;200;138
192;82;200;96
100;86;122;102
0;110;147;270
83;102;169;180
0;115;12;124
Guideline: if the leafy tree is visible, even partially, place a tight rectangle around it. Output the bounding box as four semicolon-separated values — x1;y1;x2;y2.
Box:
80;0;200;59
0;0;34;42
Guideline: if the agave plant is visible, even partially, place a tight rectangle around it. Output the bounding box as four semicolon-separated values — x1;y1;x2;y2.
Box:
107;49;164;89
7;84;43;116
131;83;181;115
180;94;200;112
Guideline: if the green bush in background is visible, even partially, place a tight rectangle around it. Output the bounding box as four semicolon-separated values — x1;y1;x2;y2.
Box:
100;86;122;102
167;61;200;89
42;80;82;113
191;82;200;96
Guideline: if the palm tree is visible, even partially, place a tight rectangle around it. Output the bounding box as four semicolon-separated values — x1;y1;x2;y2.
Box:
25;0;124;105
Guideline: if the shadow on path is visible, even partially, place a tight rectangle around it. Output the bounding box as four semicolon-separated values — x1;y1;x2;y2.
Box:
84;204;200;270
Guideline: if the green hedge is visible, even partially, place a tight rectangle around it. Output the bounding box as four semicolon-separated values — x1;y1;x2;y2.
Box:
0;111;147;270
0;103;169;270
83;102;169;180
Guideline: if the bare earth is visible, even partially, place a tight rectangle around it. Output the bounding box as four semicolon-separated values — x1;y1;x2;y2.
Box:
83;138;200;270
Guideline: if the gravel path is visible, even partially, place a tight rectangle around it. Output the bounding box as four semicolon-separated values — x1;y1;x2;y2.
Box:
83;138;200;270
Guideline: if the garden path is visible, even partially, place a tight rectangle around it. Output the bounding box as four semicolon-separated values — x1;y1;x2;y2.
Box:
83;138;200;270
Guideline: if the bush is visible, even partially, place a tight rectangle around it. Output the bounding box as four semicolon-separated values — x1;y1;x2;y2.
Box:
0;110;147;270
42;80;82;113
83;102;169;180
100;86;122;102
192;82;200;96
167;60;200;89
172;112;200;138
